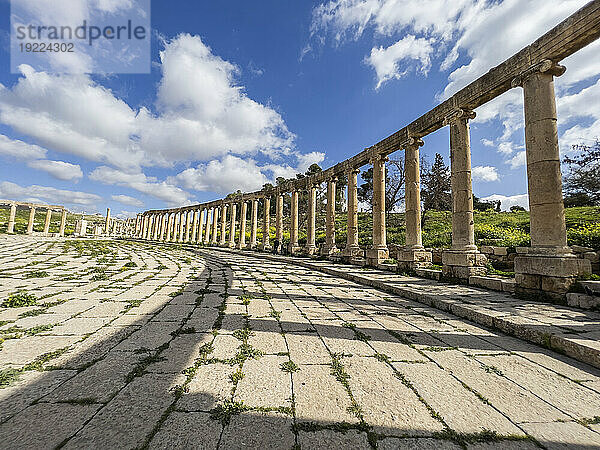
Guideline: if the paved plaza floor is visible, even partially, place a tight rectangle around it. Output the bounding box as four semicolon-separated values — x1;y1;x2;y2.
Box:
1;237;600;449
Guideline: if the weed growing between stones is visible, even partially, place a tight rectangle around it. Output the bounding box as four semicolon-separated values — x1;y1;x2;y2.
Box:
2;292;38;308
25;270;49;278
0;368;22;388
280;361;299;373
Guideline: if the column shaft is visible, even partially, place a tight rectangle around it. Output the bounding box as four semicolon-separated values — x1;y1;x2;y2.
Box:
321;178;338;255
229;203;237;248
250;200;258;248
366;156;388;265
27;207;36;235
197;209;205;244
185;211;192;243
7;203;16;234
191;210;199;243
211;207;219;244
261;197;271;250
305;186;316;254
43;209;52;234
204;209;212;244
289;191;300;253
343;169;360;260
238;202;248;249
275;194;283;252
220;205;228;246
105;208;111;236
59;210;66;237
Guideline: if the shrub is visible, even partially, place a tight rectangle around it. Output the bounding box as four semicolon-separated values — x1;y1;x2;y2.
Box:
568;223;600;249
475;224;530;247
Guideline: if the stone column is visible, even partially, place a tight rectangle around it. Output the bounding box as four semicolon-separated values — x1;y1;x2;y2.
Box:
512;61;590;296
343;169;361;262
228;203;237;248
134;215;140;237
140;215;147;240
43;209;52;234
442;109;486;280
105;208;111;236
159;214;166;241
288;191;300;254
366;155;389;266
261;196;271;251
321;177;338;256
171;213;178;242
219;204;228;246
153;215;160;240
238;201;248;249
204;209;212;244
59;209;66;237
165;214;172;242
26;206;36;235
211;207;220;245
177;211;185;243
250;200;258;249
305;185;317;255
274;193;283;253
398;139;432;271
184;211;191;243
197;209;205;244
7;202;16;234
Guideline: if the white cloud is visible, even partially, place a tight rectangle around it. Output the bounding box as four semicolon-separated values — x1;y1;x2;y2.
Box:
507;151;527;169
0;134;47;160
111;194;144;207
26;159;83;181
472;165;499;182
90;166;192;207
0;181;101;207
0;34;296;174
365;35;434;89
481;193;529;211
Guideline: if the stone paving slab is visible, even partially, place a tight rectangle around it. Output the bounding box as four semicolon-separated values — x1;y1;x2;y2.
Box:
2;237;600;449
217;248;600;369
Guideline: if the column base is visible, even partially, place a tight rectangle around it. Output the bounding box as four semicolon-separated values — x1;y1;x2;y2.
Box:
288;244;302;255
236;242;246;250
366;247;389;267
320;244;339;256
397;248;432;272
515;250;591;297
442;250;487;280
304;245;317;256
341;246;363;263
228;242;236;248
247;242;257;250
260;244;272;252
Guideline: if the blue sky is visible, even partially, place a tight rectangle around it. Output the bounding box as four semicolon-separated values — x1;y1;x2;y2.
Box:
0;0;599;217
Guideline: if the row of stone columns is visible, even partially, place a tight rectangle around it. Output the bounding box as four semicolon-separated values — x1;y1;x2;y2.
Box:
5;202;67;236
136;60;589;295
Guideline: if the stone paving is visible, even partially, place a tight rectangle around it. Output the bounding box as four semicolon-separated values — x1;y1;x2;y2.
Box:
1;237;600;449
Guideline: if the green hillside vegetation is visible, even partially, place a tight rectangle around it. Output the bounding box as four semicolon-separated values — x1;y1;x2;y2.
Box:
250;206;600;250
0;206;105;236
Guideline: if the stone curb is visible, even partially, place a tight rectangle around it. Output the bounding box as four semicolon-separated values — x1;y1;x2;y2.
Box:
200;246;600;370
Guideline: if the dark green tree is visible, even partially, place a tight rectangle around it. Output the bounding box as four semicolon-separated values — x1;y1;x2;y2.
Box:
421;153;451;212
563;141;600;205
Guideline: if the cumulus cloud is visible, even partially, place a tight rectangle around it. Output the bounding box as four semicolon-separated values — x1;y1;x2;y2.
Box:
90;166;192;207
111;194;144;207
0;181;101;207
0;134;47;160
365;35;434;89
168;151;325;194
507;151;527;169
0;33;296;173
472;165;499;182
26;159;83;181
480;193;529;211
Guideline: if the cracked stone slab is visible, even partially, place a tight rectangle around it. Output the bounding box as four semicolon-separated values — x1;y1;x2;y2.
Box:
148;412;221;449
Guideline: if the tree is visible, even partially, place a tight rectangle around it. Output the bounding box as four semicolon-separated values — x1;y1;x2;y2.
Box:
563;141;600;205
357;159;405;212
421;153;451;212
473;195;501;212
510;205;526;212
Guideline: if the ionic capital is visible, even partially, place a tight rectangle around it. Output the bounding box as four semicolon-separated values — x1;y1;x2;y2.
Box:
369;153;389;165
346;167;361;176
443;108;476;126
511;59;566;88
403;137;424;150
